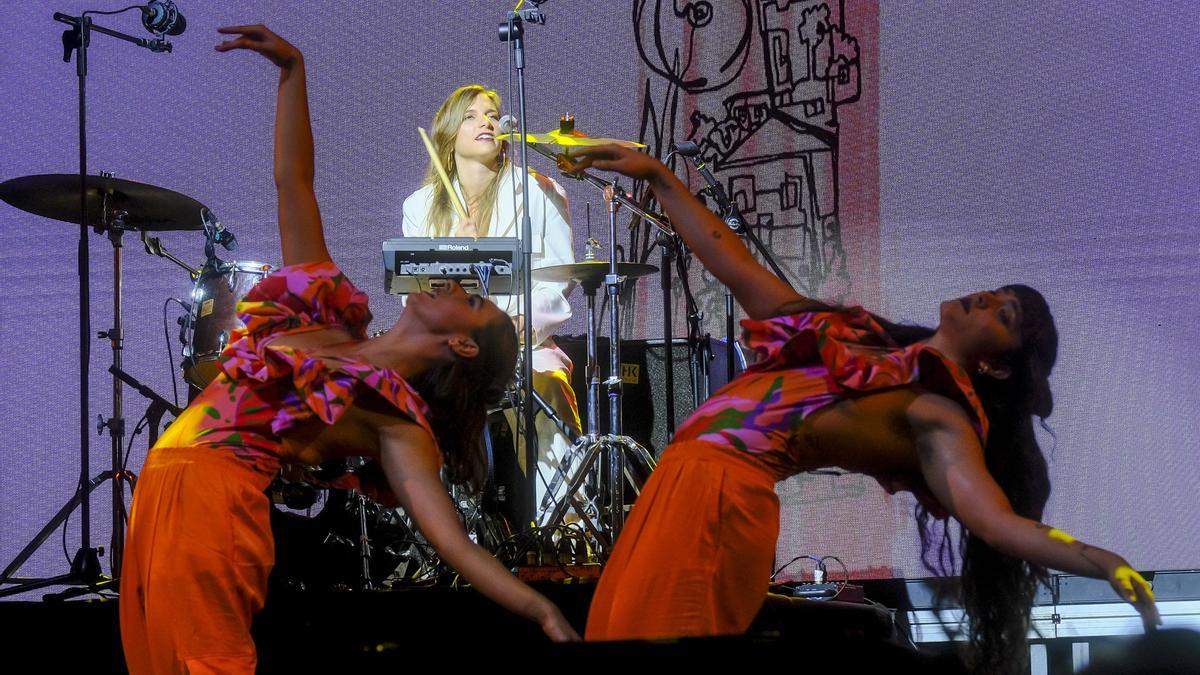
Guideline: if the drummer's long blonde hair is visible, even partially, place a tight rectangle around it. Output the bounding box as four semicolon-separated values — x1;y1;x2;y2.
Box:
424;85;510;237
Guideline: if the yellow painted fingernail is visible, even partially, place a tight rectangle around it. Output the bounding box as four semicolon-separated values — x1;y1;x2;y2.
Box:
1047;528;1078;545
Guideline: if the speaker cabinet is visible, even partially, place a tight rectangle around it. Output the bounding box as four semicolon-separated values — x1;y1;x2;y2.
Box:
554;336;743;457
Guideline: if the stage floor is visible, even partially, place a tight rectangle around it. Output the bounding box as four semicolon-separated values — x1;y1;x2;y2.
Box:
7;576;1198;673
4;581;968;673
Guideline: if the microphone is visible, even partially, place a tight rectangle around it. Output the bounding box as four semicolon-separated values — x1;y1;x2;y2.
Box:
674;140;745;233
141;1;187;36
211;221;237;251
202;209;238;252
498;114;518;134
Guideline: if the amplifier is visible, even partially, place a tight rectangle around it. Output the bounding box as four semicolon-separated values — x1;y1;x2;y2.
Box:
554;336;744;457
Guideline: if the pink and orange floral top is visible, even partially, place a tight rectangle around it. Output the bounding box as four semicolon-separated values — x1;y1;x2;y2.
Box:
672;307;988;482
155;261;436;477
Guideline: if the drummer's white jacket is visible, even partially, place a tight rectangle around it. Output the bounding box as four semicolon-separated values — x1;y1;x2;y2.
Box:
401;167;575;368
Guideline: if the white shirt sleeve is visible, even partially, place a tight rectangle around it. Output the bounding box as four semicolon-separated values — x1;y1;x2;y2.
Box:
401;188;431;237
527;172;575;346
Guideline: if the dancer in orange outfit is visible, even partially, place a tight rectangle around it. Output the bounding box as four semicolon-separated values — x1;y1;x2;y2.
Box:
561;146;1159;672
119;25;578;674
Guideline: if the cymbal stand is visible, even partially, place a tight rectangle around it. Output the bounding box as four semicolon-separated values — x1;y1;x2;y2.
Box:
0;197;138;599
98;207;137;581
538;139;703;413
538;185;659;556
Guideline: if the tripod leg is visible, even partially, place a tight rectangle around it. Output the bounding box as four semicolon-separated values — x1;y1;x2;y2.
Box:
0;573;80;599
540;439;603;530
537;424;592;515
0;547;108;600
622;439;658;490
566;495;610;553
0;471;113;582
530;387;578;444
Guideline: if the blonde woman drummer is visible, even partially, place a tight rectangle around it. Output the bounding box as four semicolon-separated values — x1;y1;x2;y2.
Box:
402;84;581;520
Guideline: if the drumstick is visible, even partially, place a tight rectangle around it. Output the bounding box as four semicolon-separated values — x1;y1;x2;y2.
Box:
417;127;470;224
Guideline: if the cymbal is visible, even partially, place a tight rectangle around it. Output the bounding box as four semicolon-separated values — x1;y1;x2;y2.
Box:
0;174;209;231
496;130;645;149
532;260;658;286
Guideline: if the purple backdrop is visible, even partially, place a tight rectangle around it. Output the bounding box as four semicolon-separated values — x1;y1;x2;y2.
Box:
0;1;1196;596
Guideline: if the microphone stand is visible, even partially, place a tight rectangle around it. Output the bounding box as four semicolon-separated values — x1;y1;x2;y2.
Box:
657;231;676;439
669;240;711;406
0;11;173;600
684;150;792;389
735;214;794;292
682;145;795;286
499;7;543;530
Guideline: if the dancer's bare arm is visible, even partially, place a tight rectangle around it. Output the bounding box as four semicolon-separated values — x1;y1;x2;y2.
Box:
909;393;1160;630
377;421;580;642
216;25;331;265
561;145;821;320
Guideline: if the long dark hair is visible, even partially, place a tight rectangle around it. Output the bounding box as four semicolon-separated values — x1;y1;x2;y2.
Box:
406;314;518;492
879;285;1058;674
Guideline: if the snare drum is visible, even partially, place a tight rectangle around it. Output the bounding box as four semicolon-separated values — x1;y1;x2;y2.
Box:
182;260;273;388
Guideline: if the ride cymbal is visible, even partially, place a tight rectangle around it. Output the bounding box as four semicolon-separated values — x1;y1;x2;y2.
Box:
0;174;209;231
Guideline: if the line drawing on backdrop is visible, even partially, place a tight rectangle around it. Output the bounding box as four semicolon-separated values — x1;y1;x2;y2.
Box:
626;0;862;339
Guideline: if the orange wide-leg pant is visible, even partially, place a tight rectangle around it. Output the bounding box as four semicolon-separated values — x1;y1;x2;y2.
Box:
586;440;780;640
119;447;276;674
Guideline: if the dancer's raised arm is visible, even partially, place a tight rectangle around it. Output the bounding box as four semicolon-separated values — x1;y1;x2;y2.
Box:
216;25;331;265
562;144;819;320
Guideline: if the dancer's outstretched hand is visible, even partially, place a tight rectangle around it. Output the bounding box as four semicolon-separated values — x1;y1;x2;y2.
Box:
539;604;582;642
1108;561;1161;631
558;144;667;183
215;24;301;69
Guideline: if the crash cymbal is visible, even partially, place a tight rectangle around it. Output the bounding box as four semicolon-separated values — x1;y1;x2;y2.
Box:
496;129;645;149
532;260;658;288
0;174;209;230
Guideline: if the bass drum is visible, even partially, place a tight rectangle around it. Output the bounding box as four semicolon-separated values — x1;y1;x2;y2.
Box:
182;260;273;388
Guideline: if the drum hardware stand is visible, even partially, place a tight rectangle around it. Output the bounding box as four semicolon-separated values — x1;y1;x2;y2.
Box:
377;508;440;584
638;149;717;409
141;230;199;278
312;457;380;591
352;486;374;590
537;184;661;555
0;10;175;600
506;354;582;515
108;365;182;449
681;146;788;381
659;231;716;409
657;232;678;437
464;250;582;525
499;2;545;530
